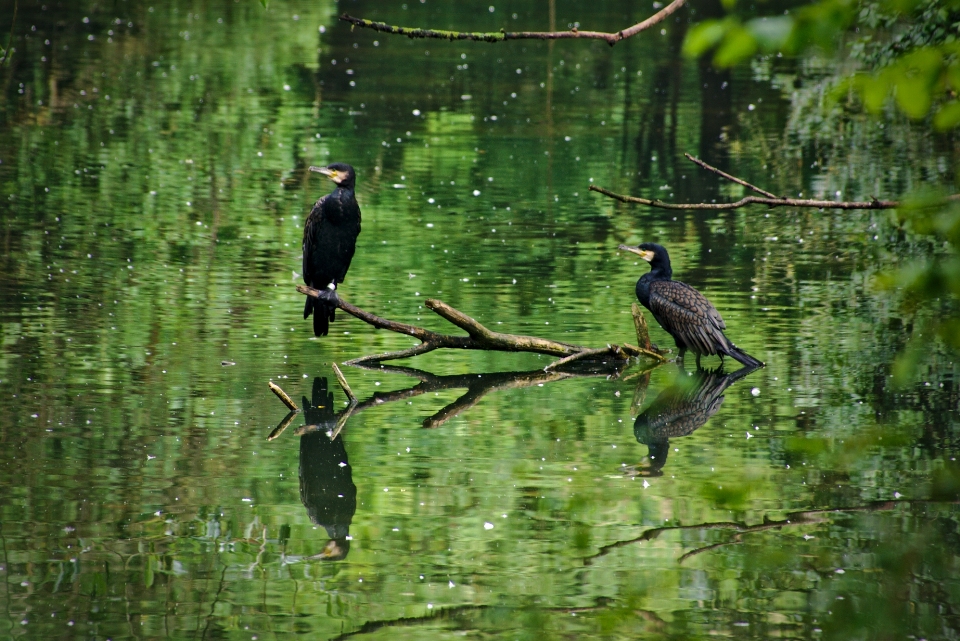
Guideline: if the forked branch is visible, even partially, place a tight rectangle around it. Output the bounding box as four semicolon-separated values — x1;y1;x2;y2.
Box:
591;153;907;211
339;0;685;46
296;285;665;365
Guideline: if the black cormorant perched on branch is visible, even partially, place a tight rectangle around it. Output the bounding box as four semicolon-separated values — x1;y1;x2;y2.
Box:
618;242;763;369
303;163;362;337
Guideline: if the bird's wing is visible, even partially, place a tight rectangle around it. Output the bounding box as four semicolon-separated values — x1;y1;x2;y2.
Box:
302;194;329;286
648;280;727;354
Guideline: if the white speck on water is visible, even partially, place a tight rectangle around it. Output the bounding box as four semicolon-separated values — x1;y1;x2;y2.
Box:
804;534;815;540
473;190;481;196
835;569;845;574
384;488;389;492
427;198;435;204
748;104;755;110
751;387;760;396
894;492;902;498
426;223;434;227
642;480;650;488
461;94;472;101
746;432;753;439
484;522;494;530
449;581;455;588
413;109;421;116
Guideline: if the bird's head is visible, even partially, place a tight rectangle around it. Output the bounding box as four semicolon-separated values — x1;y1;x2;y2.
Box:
618;242;670;264
309;163;356;189
618;242;672;277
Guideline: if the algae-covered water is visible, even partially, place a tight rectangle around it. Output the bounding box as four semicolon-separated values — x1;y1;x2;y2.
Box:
1;1;958;639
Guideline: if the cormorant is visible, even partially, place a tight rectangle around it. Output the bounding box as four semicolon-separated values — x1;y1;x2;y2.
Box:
302;163;362;337
618;242;763;368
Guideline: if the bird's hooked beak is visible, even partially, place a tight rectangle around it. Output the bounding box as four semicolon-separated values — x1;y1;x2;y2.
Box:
618;244;655;262
309;166;343;184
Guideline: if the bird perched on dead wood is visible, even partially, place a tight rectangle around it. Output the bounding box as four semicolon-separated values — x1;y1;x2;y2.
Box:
302;163;362;337
618;242;763;369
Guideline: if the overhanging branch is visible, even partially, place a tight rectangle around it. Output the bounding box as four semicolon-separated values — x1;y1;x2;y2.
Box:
591;153;909;211
339;0;686;46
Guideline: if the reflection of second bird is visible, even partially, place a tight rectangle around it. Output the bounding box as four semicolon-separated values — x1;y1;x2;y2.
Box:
619;242;763;369
634;365;756;475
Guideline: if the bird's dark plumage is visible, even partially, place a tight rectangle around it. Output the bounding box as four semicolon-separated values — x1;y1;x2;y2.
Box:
303;163;362;337
619;242;763;368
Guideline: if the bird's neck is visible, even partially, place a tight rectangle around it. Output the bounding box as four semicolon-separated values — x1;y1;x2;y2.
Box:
637;266;671;307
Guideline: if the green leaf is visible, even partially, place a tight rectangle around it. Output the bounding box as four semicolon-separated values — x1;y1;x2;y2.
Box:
713;25;758;67
859;75;890;113
746;16;793;51
259;0;269;8
682;20;730;58
933;101;960;130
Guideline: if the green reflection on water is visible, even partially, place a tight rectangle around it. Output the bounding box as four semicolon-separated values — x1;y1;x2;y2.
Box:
1;0;959;639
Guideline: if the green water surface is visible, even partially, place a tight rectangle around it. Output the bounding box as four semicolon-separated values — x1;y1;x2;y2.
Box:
1;1;959;639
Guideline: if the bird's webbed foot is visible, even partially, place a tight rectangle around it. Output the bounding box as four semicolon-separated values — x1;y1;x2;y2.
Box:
316;287;340;305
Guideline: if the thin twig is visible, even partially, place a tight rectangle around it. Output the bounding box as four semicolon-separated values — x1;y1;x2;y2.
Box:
268;381;299;412
331;363;358;405
544;347;612;371
339;0;685;46
683;153;780;199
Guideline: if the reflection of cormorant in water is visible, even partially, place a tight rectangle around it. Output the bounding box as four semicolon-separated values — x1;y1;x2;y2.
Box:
299;377;357;560
634;366;757;476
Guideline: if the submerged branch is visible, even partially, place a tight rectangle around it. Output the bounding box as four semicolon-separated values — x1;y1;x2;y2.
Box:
583;501;903;565
296;285;658;366
339;0;685;46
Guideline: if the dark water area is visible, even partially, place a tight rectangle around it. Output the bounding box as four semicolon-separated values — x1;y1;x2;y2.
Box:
1;0;959;639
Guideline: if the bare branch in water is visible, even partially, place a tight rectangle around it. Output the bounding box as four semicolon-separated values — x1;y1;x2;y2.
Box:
339;0;686;46
331;363;358;405
296;285;661;366
268;381;300;412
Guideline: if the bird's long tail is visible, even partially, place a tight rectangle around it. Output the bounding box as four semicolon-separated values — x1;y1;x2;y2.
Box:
725;343;764;369
304;296;336;337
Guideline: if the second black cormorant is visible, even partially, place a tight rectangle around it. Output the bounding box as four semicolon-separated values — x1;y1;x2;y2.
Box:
302;163;362;337
618;242;763;368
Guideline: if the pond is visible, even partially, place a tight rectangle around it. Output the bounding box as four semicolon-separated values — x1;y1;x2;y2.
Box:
1;1;958;639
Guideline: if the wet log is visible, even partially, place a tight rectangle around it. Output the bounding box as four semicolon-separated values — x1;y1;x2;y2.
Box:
296;285;663;366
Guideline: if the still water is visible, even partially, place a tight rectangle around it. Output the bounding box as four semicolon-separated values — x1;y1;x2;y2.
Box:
1;1;958;639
